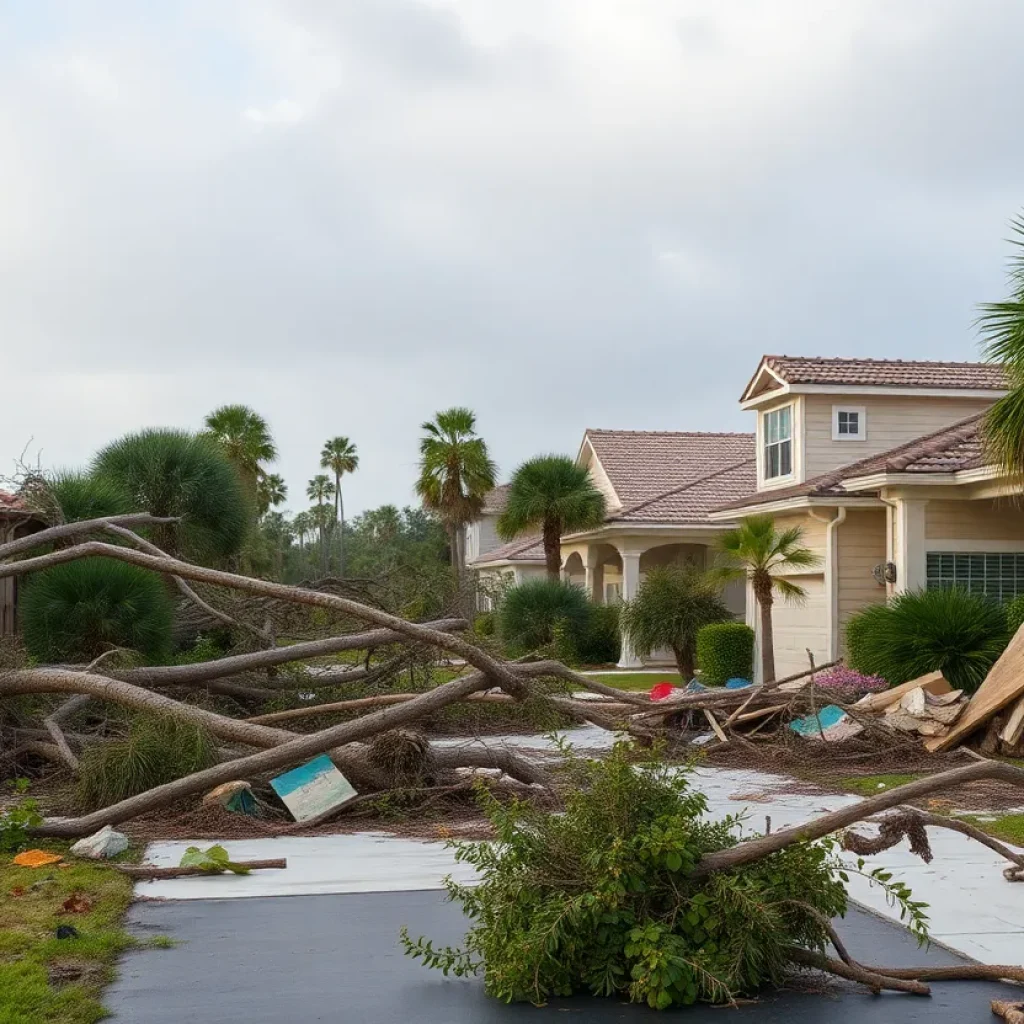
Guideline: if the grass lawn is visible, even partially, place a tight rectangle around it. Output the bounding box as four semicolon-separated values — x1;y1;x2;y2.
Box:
0;842;143;1024
958;812;1024;847
837;773;925;797
585;671;684;693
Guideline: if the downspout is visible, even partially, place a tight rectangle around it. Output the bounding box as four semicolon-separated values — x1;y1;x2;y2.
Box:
808;507;846;662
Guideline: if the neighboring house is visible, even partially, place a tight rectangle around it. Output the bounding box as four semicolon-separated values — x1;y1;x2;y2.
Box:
709;355;1013;680
0;490;45;636
471;431;755;666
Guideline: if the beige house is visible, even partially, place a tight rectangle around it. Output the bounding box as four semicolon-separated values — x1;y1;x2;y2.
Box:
471;354;1021;678
470;430;754;666
709;355;1016;680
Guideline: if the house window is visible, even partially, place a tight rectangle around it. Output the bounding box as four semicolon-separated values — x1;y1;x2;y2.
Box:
832;405;866;441
926;551;1024;602
763;405;793;479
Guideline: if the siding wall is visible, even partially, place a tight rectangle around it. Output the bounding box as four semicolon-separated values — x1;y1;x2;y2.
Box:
466;514;503;563
836;509;887;653
925;499;1024;542
801;395;994;480
581;442;621;510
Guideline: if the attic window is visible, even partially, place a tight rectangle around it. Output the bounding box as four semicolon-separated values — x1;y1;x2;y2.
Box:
763;405;793;479
833;405;866;441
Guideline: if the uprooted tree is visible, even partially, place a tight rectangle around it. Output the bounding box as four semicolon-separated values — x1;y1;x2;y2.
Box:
2;516;1024;1005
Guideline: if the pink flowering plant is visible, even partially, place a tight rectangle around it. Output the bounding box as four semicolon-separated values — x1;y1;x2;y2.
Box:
814;666;888;698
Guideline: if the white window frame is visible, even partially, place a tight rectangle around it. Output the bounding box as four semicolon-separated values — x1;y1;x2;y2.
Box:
832;405;866;441
762;404;794;481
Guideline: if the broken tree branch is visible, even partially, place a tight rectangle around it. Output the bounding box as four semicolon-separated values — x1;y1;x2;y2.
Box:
786;947;930;995
0;514;180;562
117;858;287;879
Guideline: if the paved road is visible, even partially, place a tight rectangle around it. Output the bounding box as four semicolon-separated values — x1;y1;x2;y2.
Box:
106;891;1017;1023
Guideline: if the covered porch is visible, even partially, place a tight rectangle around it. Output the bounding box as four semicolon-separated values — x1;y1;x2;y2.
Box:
559;530;745;669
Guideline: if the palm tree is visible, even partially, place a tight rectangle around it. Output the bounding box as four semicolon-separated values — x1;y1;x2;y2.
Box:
979;212;1024;475
203;405;277;511
320;436;359;577
497;455;606;579
416;407;496;575
306;474;335;577
714;514;820;684
292;510;314;554
257;472;287;517
618;566;731;678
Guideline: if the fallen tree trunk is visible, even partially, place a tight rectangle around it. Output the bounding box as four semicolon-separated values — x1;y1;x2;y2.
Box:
117;858;287;879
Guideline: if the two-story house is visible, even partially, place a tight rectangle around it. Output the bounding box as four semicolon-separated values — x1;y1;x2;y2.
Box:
709;355;1014;679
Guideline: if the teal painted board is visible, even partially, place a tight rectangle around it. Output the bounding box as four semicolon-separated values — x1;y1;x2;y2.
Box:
270;755;358;822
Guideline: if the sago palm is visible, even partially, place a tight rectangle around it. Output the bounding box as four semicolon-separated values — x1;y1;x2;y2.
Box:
714;514;819;683
416;407;496;574
320;436;359;576
979;212;1024;475
497;455;606;579
306;474;335;577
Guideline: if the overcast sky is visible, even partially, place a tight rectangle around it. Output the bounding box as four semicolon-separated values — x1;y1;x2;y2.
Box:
2;1;1022;517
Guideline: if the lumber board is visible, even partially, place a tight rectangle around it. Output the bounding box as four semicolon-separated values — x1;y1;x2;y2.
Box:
1000;693;1024;747
927;623;1024;752
856;670;950;712
703;708;729;744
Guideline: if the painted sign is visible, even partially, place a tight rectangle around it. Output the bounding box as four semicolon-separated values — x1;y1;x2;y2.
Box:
270;755;358;821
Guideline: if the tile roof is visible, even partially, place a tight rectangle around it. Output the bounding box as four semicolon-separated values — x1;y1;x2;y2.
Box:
469;533;544;565
0;490;32;515
480;484;510;515
611;460;757;524
756;355;1006;392
584;430;755;507
716;413;989;511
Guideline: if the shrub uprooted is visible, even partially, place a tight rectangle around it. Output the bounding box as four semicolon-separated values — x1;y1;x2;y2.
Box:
403;742;928;1009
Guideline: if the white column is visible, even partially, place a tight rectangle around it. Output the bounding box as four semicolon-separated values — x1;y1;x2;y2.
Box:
585;546;604;603
894;498;928;593
616;548;643;668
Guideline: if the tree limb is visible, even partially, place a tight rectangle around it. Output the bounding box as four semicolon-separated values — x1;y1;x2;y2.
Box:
785;947;930;995
0;514;179;561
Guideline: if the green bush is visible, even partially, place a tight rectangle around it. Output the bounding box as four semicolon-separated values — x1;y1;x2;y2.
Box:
696;622;754;685
44;469;132;524
846;587;1009;693
21;558;174;663
93;428;249;560
577;603;621;665
77;715;217;810
473;611;496;638
1006;594;1024;637
498;579;591;656
402;741;895;1008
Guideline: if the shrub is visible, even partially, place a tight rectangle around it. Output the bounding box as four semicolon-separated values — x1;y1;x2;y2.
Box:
473;611;496;638
577;603;621;665
403;741;857;1008
93;428;249;560
21;558;174;663
695;621;754;685
813;666;887;699
43;469;132;524
498;579;591;656
77;715;217;810
619;567;731;678
846;587;1009;693
1006;594;1024;637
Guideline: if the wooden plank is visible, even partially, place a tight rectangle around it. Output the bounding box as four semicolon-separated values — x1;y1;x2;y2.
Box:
734;704;789;723
856;670;950;713
1000;694;1024;747
703;708;729;744
927;624;1024;752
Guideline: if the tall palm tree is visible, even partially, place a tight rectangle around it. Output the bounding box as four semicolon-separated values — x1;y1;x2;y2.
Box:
416;407;496;575
203;405;277;511
979;212;1024;475
497;455;606;579
714;514;820;684
306;474;335;577
257;472;287;517
292;510;314;554
320;436;359;577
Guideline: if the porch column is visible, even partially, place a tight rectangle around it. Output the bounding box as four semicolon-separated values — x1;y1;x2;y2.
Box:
893;498;928;594
616;547;643;668
585;546;604;603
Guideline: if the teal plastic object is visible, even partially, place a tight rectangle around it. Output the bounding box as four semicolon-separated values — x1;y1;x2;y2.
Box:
724;678;752;689
789;704;846;736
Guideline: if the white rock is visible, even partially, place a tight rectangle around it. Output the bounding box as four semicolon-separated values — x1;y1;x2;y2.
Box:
70;825;129;860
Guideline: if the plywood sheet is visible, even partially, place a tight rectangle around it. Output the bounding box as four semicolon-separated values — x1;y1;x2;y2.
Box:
926;623;1024;752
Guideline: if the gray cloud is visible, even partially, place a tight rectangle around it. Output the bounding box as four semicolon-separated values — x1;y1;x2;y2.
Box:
1;0;1021;515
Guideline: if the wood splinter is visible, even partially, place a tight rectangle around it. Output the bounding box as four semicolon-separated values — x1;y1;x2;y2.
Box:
992;1000;1024;1024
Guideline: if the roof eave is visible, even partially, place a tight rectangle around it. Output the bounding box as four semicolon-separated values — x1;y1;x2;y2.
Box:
708;494;885;519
